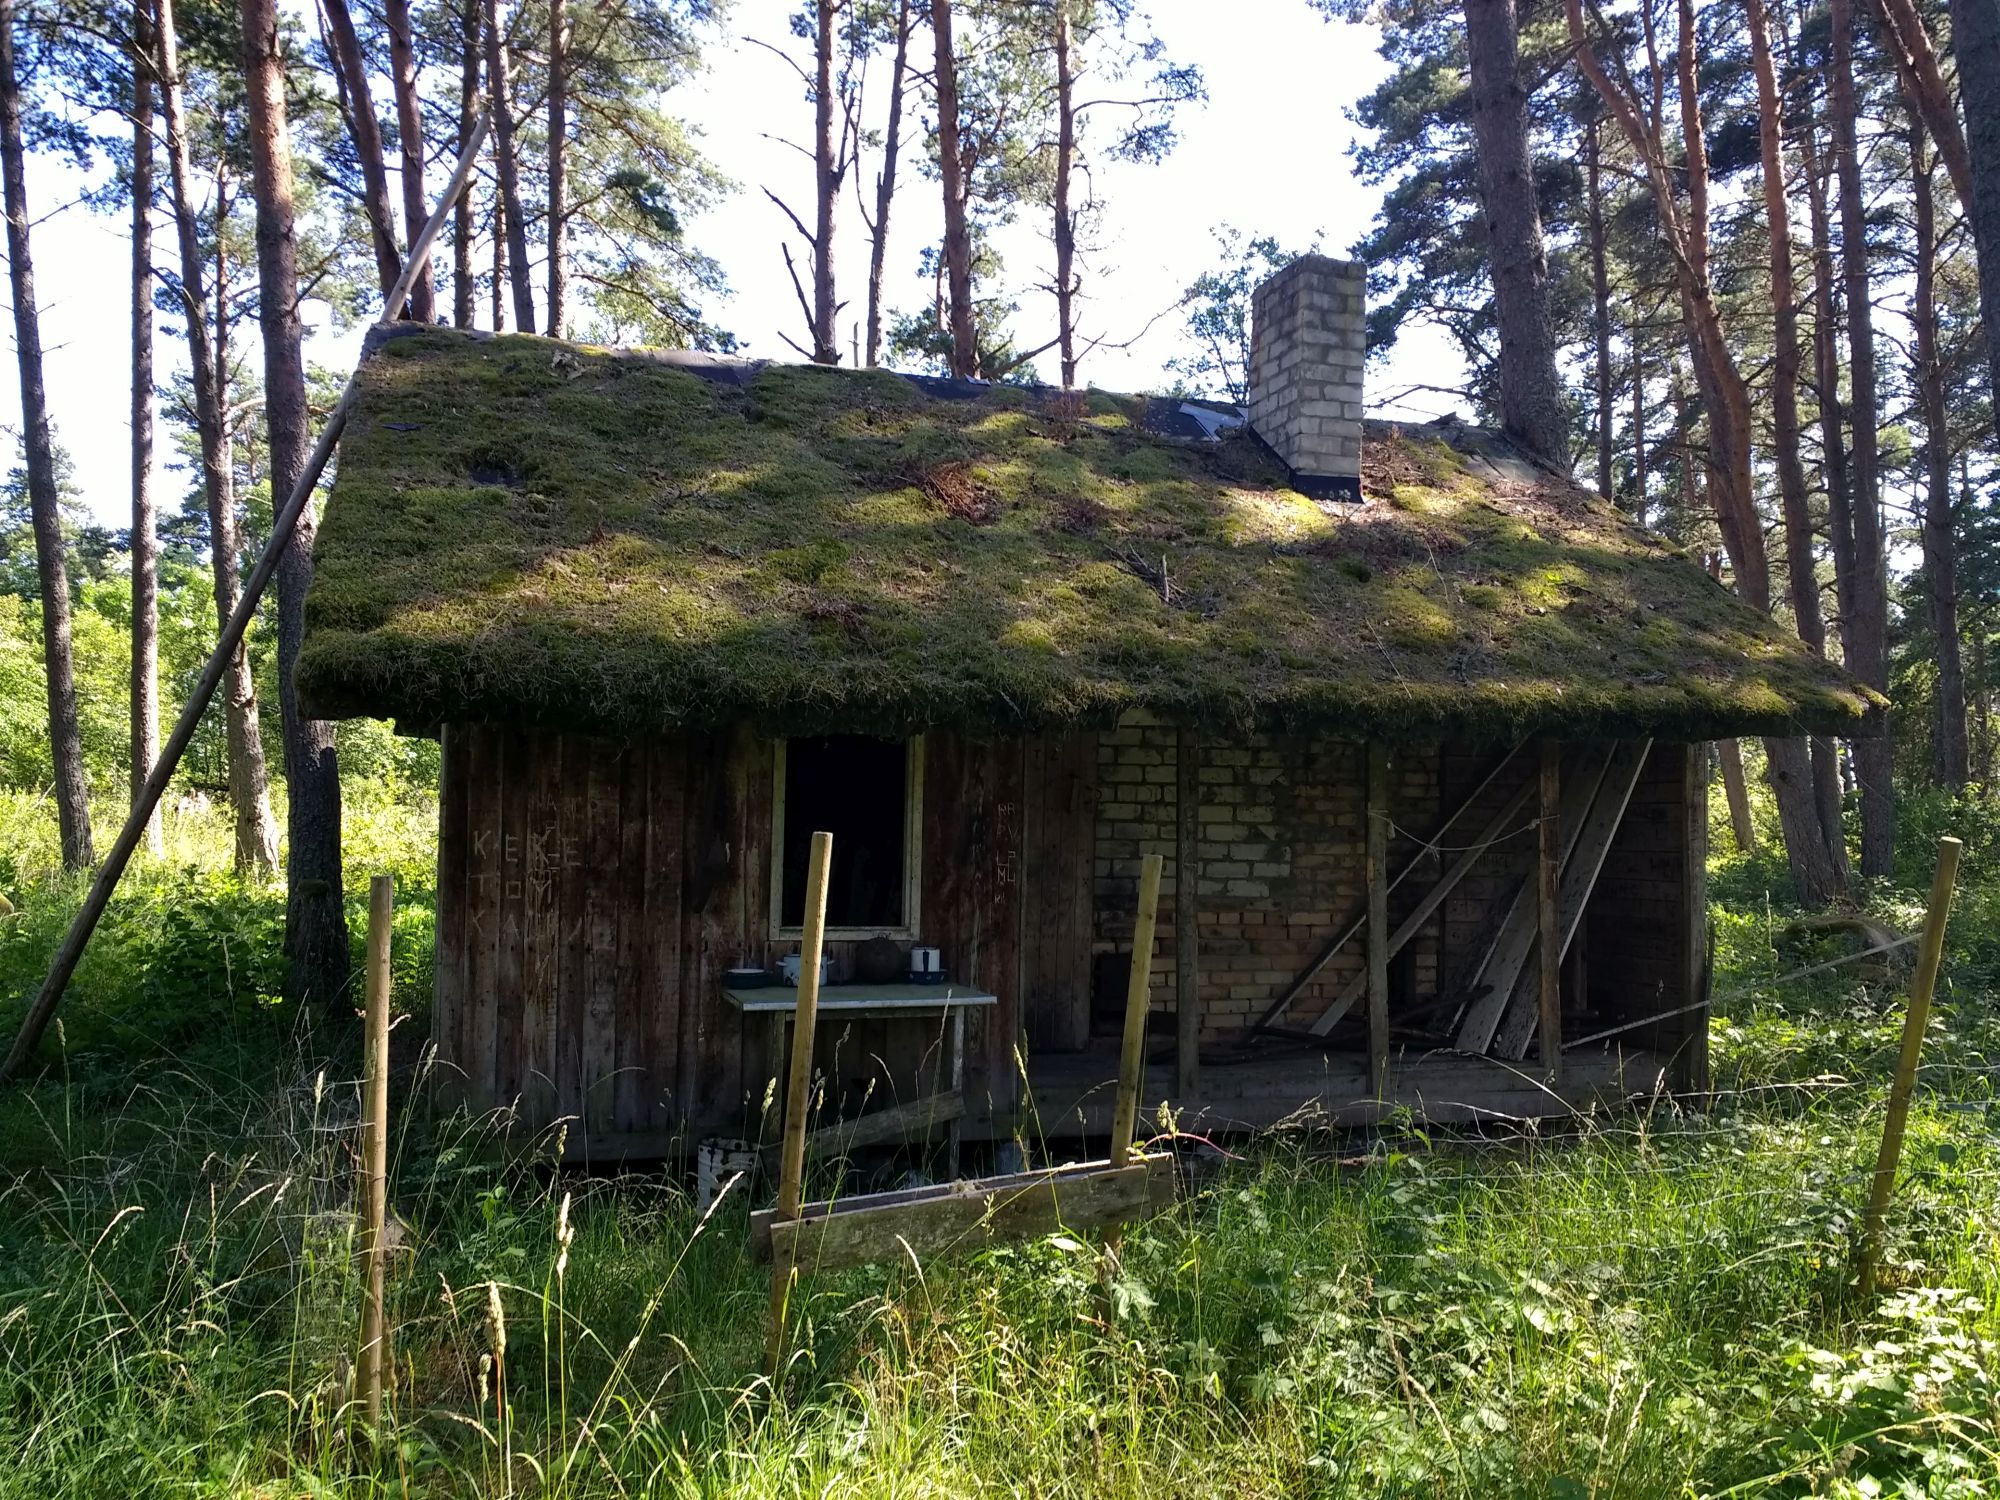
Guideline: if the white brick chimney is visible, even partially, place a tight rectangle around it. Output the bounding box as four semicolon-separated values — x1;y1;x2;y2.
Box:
1246;255;1365;501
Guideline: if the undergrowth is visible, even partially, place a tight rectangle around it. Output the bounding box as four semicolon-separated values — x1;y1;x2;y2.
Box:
1;784;1998;1496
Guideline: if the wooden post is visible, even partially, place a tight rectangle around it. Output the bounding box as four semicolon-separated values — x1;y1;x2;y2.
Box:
765;830;832;1379
1537;740;1563;1083
1857;835;1962;1300
1110;852;1165;1169
356;875;393;1435
1175;729;1200;1102
1365;743;1390;1095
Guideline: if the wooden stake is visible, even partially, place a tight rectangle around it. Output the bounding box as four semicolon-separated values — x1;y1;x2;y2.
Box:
1857;835;1962;1300
1110;852;1165;1169
765;830;832;1380
1536;740;1563;1083
356;875;393;1435
1365;743;1390;1095
1175;729;1200;1102
0;114;492;1086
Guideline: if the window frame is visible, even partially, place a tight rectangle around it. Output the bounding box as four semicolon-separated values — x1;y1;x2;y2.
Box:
768;735;926;942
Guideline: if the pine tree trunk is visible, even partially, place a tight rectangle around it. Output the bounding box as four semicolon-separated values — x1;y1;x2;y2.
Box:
1629;322;1646;525
1586;120;1613;499
1718;739;1757;852
383;0;433;321
930;0;976;377
1;0;94;870
1053;1;1078;387
158;0;279;873
485;0;535;333
864;0;910;367
1830;0;1895;877
454;0;479;329
1951;0;2000;434
546;0;566;338
810;0;837;362
1912;123;1969;787
492;187;508;330
130;0;163;858
1463;0;1569;464
320;0;404;302
242;0;350;1005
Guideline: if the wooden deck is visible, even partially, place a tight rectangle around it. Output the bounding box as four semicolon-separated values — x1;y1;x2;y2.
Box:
991;1040;1678;1143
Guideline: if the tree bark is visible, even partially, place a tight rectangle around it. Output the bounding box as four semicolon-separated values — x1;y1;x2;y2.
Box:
453;0;478;328
158;0;280;873
1718;739;1757;852
1912;121;1969;787
485;0;534;332
1463;0;1569;464
131;0;162;857
1863;0;1972;205
1586;119;1613;499
1951;0;2000;435
1053;0;1078;387
546;0;566;337
1829;0;1895;877
864;0;910;367
809;0;837;362
319;0;404;303
1;0;94;870
382;0;433;321
242;0;350;1003
930;0;976;377
1629;319;1647;525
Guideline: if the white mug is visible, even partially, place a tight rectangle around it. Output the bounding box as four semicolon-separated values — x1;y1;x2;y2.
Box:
782;953;832;986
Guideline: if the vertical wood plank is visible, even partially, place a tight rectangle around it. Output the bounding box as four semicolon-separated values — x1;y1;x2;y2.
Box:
582;740;621;1134
461;726;502;1111
644;737;686;1134
682;730;742;1137
555;735;588;1133
524;728;568;1123
613;742;650;1133
1067;732;1097;1043
1175;726;1201;1101
493;729;528;1113
1366;741;1390;1095
1537;739;1563;1082
432;725;469;1107
1682;742;1711;1093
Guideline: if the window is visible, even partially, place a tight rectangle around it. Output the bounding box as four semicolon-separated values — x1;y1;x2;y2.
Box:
772;735;923;938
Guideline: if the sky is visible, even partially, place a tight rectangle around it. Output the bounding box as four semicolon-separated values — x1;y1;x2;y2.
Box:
2;0;1469;531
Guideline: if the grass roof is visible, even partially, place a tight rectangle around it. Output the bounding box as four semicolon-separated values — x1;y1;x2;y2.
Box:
299;327;1882;743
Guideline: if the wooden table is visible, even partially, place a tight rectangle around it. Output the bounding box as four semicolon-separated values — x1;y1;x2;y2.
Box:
724;983;997;1177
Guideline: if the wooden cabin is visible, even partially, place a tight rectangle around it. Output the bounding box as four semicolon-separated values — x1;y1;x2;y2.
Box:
299;259;1879;1158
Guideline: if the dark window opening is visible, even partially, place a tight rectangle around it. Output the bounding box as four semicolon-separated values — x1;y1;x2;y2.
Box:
781;736;910;929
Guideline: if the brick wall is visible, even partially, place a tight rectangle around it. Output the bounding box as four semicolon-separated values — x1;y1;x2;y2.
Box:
1246;255;1366;493
1091;712;1443;1046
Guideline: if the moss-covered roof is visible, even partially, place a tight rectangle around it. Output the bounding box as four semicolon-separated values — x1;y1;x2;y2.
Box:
299;327;1882;743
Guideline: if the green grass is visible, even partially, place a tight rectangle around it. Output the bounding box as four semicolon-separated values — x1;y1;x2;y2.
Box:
3;783;2000;1496
298;329;1877;744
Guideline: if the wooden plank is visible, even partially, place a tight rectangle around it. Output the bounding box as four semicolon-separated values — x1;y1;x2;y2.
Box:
1453;744;1613;1054
1112;852;1165;1165
681;731;739;1137
432;725;469;1108
1366;742;1390;1094
644;737;686;1133
579;741;620;1133
1256;741;1526;1035
614;742;650;1133
1536;740;1562;1082
758;1089;966;1166
1175;727;1201;1100
1307;772;1537;1036
517;727;562;1124
751;1154;1176;1270
1064;734;1097;1044
1494;740;1652;1060
554;735;587;1133
1681;743;1711;1092
493;729;528;1111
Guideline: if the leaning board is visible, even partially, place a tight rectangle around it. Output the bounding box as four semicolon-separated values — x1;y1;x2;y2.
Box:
750;1153;1176;1271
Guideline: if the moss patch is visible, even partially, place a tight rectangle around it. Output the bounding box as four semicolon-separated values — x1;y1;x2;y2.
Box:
300;330;1883;742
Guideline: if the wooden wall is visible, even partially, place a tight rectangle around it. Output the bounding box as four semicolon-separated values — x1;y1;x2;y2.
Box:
435;724;1028;1145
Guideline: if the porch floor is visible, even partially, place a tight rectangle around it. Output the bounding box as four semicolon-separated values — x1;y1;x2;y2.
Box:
988;1038;1678;1143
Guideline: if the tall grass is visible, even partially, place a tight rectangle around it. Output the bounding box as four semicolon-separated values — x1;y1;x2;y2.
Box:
2;787;1999;1496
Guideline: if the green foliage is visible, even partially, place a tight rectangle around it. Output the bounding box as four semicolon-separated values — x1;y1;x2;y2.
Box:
300;329;1875;746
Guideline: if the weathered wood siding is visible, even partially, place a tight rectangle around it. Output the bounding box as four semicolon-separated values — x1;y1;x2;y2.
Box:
435;725;1025;1144
1020;734;1098;1052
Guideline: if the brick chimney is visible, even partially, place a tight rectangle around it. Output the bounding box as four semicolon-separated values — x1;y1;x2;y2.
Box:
1246;255;1365;502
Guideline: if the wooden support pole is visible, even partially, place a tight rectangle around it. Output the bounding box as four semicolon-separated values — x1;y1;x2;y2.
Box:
765;830;832;1380
1110;852;1165;1169
356;875;393;1436
0;115;492;1087
1536;740;1563;1082
1857;835;1962;1301
1366;743;1390;1095
1175;729;1200;1102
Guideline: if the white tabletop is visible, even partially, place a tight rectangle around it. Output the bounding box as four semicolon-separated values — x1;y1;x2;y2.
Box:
723;982;999;1015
